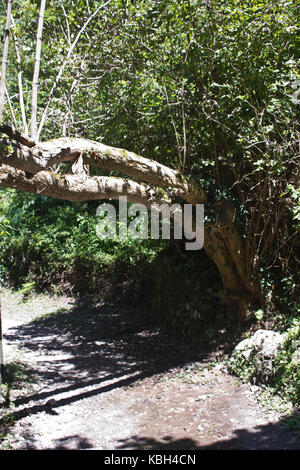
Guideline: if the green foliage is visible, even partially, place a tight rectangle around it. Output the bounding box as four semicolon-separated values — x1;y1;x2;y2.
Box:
3;360;35;390
0;214;9;236
282;415;300;433
0;189;165;295
1;0;298;166
254;309;264;321
274;321;300;404
229;322;300;405
0;0;299;345
228;349;260;382
286;184;300;231
18;281;35;299
1;0;297;296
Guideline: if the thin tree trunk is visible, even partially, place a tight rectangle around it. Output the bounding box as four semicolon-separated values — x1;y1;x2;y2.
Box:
30;0;46;141
0;288;4;401
0;0;13;122
5;85;17;126
11;16;28;134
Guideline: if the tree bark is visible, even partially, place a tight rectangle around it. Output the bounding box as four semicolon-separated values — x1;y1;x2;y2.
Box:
0;129;206;203
11;15;28;134
0;0;13;121
204;226;264;319
0;163;172;206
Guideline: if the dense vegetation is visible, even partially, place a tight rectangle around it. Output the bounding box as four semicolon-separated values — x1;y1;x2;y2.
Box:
0;0;299;401
0;189;165;296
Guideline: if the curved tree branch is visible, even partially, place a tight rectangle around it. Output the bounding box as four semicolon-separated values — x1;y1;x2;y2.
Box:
0;164;172;205
0;123;36;147
0;125;264;316
0;128;206;204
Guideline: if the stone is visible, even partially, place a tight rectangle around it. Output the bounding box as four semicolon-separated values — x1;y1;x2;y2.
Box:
230;329;286;385
233;329;285;360
45;398;56;408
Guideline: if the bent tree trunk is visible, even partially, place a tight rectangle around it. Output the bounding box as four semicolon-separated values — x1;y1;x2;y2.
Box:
0;124;264;318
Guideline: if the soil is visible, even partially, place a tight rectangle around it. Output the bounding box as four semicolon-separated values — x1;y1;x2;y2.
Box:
0;289;299;451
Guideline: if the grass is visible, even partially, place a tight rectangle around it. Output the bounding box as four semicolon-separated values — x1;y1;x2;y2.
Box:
281;415;300;433
0;359;39;450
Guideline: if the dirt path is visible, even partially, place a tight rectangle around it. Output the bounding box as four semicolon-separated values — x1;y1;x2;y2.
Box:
1;290;299;450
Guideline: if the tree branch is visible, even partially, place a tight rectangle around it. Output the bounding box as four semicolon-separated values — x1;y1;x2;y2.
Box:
0;131;205;204
31;0;46;140
37;0;114;140
36;138;206;203
0;123;36;147
0;164;171;205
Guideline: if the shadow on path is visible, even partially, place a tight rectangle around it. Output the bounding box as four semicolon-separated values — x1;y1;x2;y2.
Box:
2;299;208;423
2;297;300;450
116;414;300;450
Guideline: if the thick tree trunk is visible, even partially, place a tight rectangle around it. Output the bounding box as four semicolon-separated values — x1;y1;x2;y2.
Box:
0;124;264;318
204;225;264;319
